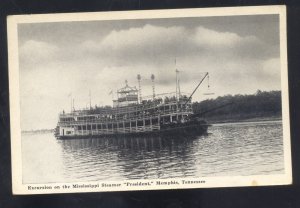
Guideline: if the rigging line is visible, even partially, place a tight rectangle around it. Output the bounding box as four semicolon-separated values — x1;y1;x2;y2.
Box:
192;102;235;117
184;72;209;105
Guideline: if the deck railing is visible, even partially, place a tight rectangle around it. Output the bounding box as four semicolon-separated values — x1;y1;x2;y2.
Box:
74;124;160;135
58;109;192;126
59;94;192;118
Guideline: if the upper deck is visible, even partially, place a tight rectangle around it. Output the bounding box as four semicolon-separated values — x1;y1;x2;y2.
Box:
57;70;208;125
113;80;139;107
58;92;192;124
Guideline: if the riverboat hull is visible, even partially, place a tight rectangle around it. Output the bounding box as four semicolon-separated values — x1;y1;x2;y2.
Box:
55;121;210;140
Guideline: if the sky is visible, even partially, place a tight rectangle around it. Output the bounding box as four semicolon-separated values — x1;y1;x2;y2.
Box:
18;14;281;130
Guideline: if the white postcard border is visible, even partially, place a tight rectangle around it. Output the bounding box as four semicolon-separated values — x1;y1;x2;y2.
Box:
7;5;292;195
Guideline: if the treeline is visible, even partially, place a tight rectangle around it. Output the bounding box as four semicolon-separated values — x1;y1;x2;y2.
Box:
192;90;282;123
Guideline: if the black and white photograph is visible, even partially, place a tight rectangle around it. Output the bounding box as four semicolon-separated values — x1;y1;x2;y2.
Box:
7;6;291;194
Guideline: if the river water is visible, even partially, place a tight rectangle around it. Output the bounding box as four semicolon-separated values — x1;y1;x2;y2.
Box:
22;121;284;184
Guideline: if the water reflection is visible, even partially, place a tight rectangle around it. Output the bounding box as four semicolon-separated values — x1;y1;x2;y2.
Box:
58;135;200;181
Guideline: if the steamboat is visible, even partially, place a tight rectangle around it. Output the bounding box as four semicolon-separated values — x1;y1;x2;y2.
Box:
55;71;210;139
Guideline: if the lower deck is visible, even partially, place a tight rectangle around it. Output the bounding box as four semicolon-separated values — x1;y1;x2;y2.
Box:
56;118;209;139
60;124;161;137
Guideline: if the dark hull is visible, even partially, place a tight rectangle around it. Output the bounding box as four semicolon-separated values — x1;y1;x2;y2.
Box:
56;122;210;140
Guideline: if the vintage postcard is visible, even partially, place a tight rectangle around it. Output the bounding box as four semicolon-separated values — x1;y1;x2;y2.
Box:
7;5;291;194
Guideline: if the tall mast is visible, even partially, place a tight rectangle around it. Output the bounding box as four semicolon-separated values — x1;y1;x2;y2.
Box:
175;58;178;100
175;69;180;101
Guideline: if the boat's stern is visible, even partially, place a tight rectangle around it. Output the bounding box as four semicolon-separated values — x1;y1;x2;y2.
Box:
55;125;76;139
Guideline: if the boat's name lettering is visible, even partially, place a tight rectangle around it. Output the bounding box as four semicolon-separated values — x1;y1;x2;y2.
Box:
124;181;153;186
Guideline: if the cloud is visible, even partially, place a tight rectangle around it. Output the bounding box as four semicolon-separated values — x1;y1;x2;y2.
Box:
194;26;243;47
262;58;280;78
99;24;187;52
19;40;59;65
80;24;275;66
80;24;189;65
193;27;270;59
19;24;278;72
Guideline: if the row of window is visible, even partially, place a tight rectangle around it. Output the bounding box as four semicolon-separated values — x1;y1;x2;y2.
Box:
76;118;159;130
60;107;192;123
66;114;188;131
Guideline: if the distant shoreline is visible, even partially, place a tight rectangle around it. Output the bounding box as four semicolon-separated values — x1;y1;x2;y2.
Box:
22;116;282;134
208;116;282;125
193;90;282;126
21;129;54;134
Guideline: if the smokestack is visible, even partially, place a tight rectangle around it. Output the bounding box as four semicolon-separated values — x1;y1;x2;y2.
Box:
137;74;142;103
151;74;155;100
